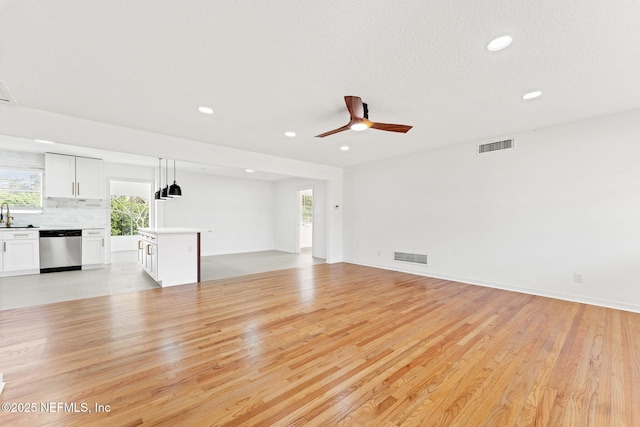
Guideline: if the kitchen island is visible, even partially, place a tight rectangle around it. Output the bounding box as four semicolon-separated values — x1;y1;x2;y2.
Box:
137;227;201;287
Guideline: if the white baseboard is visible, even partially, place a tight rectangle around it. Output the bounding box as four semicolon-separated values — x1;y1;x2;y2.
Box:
344;258;640;314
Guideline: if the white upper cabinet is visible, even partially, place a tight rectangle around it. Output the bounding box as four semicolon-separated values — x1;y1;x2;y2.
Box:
75;157;103;199
45;153;76;198
45;153;104;199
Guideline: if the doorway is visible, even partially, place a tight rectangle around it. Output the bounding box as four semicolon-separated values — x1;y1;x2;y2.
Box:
297;188;313;254
109;178;152;262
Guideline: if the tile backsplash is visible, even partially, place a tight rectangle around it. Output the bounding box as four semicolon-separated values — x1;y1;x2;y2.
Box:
1;149;109;229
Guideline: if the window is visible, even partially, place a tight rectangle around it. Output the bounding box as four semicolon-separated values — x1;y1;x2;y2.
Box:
110;180;151;236
301;193;313;225
0;167;43;213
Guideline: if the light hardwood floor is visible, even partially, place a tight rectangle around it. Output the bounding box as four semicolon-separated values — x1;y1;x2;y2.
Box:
1;263;639;426
0;250;324;310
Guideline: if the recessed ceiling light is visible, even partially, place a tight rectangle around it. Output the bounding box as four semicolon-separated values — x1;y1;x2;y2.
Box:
34;139;55;144
487;35;512;51
340;146;350;151
522;90;542;100
245;169;255;173
284;131;296;137
198;106;214;114
350;123;368;131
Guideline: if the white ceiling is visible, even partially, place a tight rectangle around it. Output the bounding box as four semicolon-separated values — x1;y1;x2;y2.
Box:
1;1;640;168
0;134;291;181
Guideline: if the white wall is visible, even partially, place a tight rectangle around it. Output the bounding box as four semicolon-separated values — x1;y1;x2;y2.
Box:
275;178;328;259
344;109;640;313
160;170;276;256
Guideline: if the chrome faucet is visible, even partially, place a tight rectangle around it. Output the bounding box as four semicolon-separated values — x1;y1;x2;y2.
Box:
0;203;13;227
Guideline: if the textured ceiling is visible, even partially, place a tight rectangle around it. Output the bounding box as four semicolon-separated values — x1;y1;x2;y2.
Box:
1;1;640;168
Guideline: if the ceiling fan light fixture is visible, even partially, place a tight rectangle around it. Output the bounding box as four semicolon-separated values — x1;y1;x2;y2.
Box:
487;35;513;51
315;96;412;138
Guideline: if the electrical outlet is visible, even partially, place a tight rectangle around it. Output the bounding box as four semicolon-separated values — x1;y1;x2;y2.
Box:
573;273;583;284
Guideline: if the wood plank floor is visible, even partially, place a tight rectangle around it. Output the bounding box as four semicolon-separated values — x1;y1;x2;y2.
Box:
1;263;639;426
0;250;323;310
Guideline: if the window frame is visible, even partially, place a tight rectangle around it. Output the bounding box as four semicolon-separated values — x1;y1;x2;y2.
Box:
0;166;44;214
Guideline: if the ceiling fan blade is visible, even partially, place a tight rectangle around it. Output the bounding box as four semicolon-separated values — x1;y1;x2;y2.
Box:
344;96;364;119
369;122;413;133
315;123;352;138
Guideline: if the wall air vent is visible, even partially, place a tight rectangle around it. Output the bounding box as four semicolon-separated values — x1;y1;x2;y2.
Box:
478;138;514;154
394;252;428;265
0;81;18;106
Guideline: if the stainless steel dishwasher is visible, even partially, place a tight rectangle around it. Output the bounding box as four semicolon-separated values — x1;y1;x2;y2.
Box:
39;229;83;273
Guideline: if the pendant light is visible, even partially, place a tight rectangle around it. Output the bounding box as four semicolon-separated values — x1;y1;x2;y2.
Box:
161;158;170;199
154;158;164;201
169;159;182;197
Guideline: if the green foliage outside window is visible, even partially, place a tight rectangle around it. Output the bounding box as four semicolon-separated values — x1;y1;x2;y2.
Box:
301;194;313;225
0;191;41;208
110;195;149;236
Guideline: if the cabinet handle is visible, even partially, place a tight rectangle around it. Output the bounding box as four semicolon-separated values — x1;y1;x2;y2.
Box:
138;240;143;249
77;182;80;196
102;238;104;247
147;244;152;255
11;233;29;237
72;182;75;196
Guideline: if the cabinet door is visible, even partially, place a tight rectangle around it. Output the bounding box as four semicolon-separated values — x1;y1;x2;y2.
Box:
0;236;4;272
3;239;39;272
146;243;158;280
82;236;105;265
45;153;76;198
75;157;104;199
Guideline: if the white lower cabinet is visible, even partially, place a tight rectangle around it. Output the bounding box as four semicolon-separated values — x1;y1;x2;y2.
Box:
137;229;199;287
0;230;40;277
138;232;158;280
82;229;106;269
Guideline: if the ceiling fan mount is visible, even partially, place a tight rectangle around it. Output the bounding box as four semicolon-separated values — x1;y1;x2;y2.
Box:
315;96;412;138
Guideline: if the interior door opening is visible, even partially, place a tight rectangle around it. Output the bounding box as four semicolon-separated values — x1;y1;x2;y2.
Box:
298;188;313;254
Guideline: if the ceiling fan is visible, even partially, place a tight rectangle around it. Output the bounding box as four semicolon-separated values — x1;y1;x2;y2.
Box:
315;96;412;138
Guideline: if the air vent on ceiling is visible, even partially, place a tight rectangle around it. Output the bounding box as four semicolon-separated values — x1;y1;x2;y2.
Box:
0;81;18;106
394;252;428;265
478;138;514;154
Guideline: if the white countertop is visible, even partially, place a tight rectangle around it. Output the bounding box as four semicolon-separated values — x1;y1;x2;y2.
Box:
138;227;204;235
2;227;103;231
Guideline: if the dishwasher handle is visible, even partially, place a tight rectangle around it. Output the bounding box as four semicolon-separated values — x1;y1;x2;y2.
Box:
40;229;83;237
